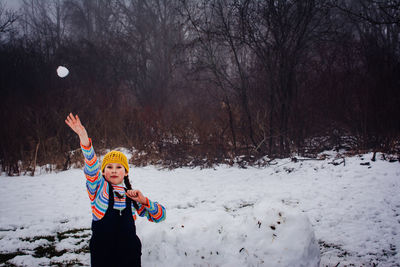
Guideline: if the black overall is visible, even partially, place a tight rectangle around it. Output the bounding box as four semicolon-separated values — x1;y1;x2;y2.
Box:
90;184;142;267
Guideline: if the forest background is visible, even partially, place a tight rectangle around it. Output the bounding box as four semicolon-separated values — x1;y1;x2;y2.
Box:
1;0;399;176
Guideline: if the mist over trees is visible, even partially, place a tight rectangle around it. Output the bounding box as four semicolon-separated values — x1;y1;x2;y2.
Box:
1;0;399;175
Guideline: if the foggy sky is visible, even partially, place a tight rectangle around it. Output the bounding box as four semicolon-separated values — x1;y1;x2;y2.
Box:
3;0;21;10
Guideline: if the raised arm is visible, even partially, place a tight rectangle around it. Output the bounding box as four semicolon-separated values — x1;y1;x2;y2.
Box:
65;113;90;147
65;113;101;202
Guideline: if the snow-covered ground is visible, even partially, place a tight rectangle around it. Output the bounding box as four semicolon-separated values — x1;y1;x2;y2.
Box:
0;152;399;266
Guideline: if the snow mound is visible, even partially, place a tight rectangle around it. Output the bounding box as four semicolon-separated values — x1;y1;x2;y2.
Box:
138;199;320;267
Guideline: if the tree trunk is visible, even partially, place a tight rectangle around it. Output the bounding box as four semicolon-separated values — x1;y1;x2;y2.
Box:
31;140;40;176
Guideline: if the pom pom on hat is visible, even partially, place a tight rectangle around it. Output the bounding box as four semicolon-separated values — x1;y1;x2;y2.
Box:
101;150;129;172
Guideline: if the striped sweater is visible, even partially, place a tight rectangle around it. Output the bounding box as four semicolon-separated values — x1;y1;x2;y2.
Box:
81;139;166;222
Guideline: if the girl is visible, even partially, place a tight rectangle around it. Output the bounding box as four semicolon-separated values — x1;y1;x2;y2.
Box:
65;113;166;267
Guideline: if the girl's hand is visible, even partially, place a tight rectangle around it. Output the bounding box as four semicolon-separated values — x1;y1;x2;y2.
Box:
65;113;90;146
126;190;147;205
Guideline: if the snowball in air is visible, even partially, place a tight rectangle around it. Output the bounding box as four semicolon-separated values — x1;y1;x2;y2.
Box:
57;66;69;78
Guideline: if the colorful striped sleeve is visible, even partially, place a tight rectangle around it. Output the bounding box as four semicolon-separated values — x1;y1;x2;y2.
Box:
80;138;102;202
135;198;166;223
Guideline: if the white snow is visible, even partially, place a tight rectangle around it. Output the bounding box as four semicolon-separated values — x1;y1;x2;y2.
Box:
0;152;399;266
56;66;69;78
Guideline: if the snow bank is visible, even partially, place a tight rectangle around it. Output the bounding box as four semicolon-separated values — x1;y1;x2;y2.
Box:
1;152;399;266
139;199;319;267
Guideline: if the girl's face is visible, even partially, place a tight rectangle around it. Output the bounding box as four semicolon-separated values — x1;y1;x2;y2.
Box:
103;163;128;185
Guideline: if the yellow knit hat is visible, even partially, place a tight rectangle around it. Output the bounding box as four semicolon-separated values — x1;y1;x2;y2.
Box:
101;150;129;173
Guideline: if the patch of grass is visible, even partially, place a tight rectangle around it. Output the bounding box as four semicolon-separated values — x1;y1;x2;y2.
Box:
0;251;26;264
319;240;343;251
57;228;90;241
21;235;56;242
74;245;90;254
238;202;254;209
49;259;86;266
33;245;67;258
2;227;91;266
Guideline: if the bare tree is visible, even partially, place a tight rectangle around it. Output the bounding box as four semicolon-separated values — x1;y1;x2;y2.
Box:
114;0;184;109
180;0;259;154
237;0;331;155
330;0;400;148
331;0;400;25
0;0;18;35
20;0;69;59
63;0;121;42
